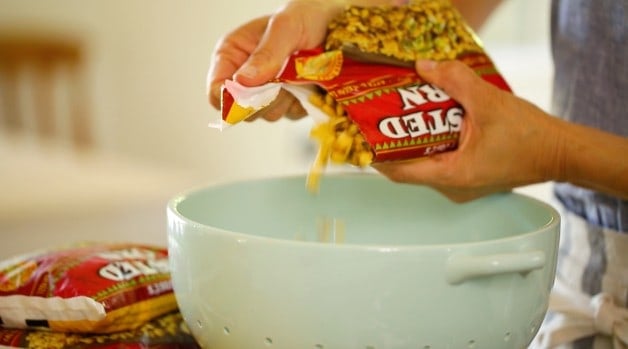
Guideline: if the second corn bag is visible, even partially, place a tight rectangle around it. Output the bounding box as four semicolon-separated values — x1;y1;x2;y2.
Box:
0;243;177;333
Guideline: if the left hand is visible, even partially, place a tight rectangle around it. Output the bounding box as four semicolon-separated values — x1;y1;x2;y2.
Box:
206;0;344;121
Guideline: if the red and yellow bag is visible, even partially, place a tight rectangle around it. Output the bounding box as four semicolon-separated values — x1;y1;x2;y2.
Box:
0;243;177;333
217;1;512;191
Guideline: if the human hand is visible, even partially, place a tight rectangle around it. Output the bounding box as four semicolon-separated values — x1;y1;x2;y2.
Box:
373;60;563;202
206;0;344;121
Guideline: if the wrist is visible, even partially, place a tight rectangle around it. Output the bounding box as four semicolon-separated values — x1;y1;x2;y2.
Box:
541;114;628;198
532;110;568;183
548;119;628;198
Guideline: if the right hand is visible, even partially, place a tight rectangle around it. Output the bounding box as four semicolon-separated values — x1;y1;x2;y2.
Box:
206;0;344;121
373;60;564;202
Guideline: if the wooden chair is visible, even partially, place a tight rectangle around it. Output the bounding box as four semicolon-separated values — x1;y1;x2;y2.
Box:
0;31;91;148
0;30;205;259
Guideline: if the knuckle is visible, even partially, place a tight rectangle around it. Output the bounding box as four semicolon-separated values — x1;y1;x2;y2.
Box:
268;10;296;28
250;47;276;66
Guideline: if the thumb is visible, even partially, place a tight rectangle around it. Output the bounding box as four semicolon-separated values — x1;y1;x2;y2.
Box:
234;13;305;86
414;59;486;107
234;0;336;87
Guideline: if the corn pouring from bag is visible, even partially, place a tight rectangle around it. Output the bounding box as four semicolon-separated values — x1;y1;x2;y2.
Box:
307;89;374;193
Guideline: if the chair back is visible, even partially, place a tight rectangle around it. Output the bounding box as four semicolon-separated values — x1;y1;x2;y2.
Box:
0;31;91;148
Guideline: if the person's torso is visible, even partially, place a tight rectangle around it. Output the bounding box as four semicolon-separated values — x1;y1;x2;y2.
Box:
551;0;627;136
550;0;628;233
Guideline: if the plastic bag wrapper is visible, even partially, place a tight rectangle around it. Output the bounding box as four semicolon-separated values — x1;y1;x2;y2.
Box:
0;311;200;349
216;0;512;191
0;243;178;333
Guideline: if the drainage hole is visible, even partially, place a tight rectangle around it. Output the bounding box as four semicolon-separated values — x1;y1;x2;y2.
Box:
423;346;432;349
223;327;231;335
468;339;477;348
366;346;376;349
265;337;273;346
314;345;324;349
504;332;511;341
530;324;538;334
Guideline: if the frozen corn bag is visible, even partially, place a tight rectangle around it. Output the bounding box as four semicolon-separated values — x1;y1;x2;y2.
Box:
0;243;177;333
217;0;511;192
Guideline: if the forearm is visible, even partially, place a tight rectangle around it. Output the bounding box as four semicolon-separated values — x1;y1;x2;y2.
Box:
449;0;503;31
549;118;628;199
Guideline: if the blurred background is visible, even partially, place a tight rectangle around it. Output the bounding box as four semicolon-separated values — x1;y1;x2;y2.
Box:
0;0;552;258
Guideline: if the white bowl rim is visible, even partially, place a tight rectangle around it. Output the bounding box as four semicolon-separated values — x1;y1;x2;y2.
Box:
167;173;561;251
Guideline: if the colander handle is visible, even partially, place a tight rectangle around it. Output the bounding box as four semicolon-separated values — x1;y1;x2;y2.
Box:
445;250;546;285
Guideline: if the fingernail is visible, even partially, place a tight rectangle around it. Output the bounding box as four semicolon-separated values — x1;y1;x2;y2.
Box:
416;59;437;71
236;64;258;80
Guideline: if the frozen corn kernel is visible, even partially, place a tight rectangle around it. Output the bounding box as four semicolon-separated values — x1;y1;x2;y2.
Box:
307;89;374;193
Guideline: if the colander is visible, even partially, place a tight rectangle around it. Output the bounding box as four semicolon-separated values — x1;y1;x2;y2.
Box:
167;174;560;349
